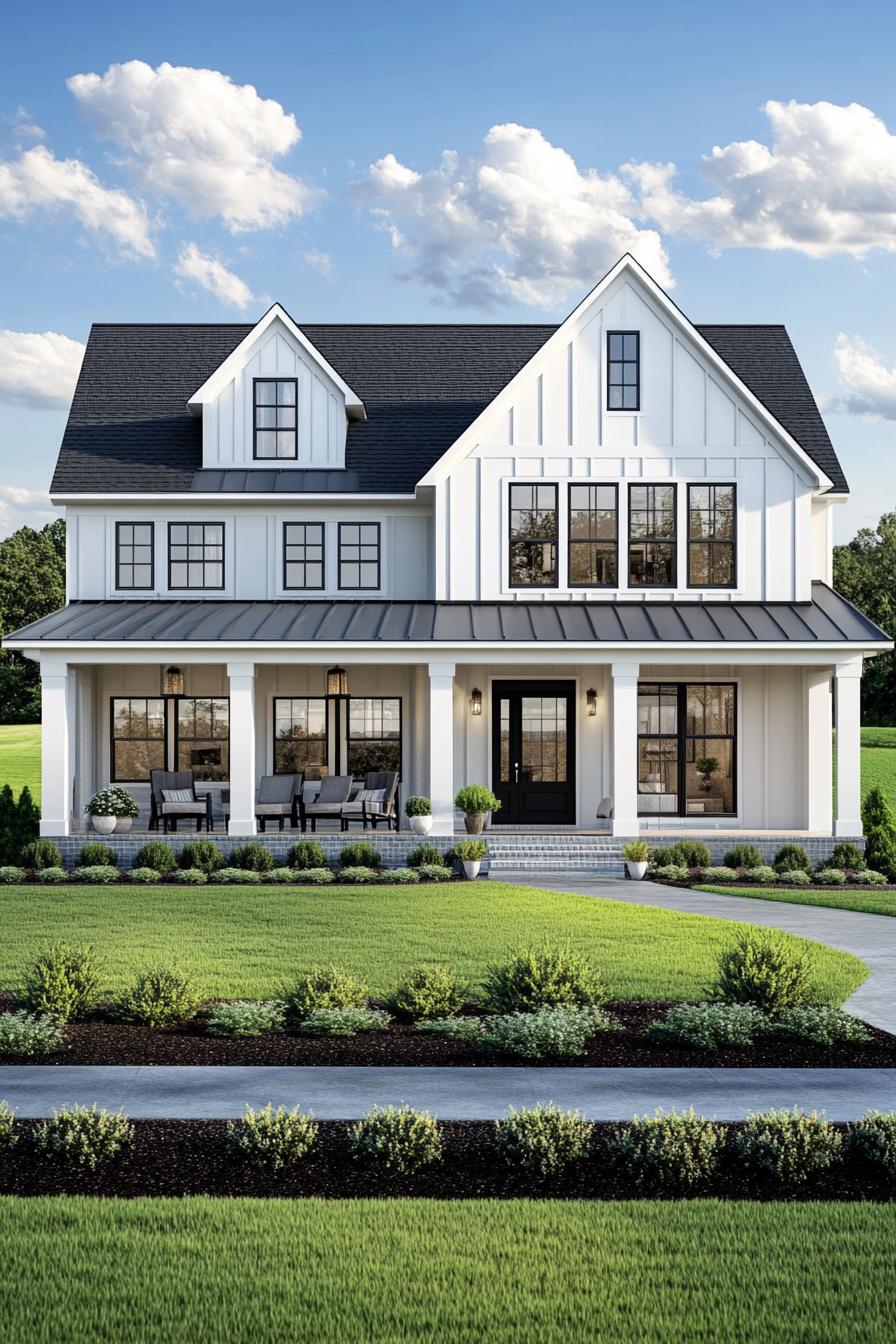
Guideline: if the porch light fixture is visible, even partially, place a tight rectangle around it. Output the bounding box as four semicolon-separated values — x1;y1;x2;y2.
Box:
326;666;349;697
162;665;184;696
470;688;483;716
586;688;598;717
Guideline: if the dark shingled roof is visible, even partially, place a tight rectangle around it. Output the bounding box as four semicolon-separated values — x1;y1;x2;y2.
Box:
50;319;847;496
6;584;886;646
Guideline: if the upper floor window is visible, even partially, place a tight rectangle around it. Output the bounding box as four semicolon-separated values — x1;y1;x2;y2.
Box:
607;331;640;410
283;522;325;590
338;522;380;590
253;378;298;460
508;483;557;588
168;523;225;590
629;484;677;587
688;485;736;588
115;522;154;590
569;485;618;587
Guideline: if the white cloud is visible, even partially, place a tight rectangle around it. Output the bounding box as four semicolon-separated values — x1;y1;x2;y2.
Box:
68;60;318;233
301;248;334;279
0;329;85;410
0;486;62;540
0;144;154;258
352;122;671;308
9;107;45;140
173;243;254;308
834;333;896;420
629;100;896;258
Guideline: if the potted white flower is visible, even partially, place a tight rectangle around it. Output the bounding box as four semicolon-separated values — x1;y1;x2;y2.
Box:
622;839;651;880
405;796;433;836
85;787;120;834
454;785;501;835
109;786;139;832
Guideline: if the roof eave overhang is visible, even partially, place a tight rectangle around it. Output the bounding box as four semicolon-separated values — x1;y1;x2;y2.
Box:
51;492;418;505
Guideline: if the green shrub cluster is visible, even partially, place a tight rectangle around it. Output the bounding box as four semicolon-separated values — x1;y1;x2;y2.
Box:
349;1105;442;1173
735;1108;841;1184
126;867;160;884
406;844;449;869
283;965;369;1024
337;866;378;884
770;1005;871;1046
495;1104;592;1175
229;842;275;873
340;841;381;869
776;870;811;886
36;867;67;884
712;934;813;1013
77;842;117;868
286;840;328;870
0;1010;64;1057
479;1006;613;1059
815;868;847;885
481;946;606;1014
35;1105;134;1169
647;1002;766;1051
206;1001;284;1037
132;841;176;873
0;785;40;865
0;1101;15;1151
299;1005;391;1036
170;867;208;885
418;863;452;882
0;865;23;883
210;868;262;885
21;838;63;871
829;842;866;872
297;867;335;885
227;1104;317;1170
723;843;764;870
376;867;420;884
177;840;225;874
119;967;203;1027
742;865;777;883
846;1111;896;1176
391;967;466;1020
863;787;896;879
772;844;811;873
611;1109;722;1191
72;865;118;885
22;944;103;1022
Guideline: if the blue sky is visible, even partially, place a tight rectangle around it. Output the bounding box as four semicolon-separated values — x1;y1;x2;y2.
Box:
1;0;896;539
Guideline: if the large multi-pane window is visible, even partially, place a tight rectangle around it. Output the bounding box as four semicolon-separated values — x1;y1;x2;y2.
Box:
176;697;229;781
111;698;166;782
253;378;298;460
637;682;736;817
688;484;736;588
338;523;380;590
568;484;618;587
508;483;558;587
115;523;154;590
283;522;325;590
348;697;402;777
629;484;677;587
607;331;640;410
168;523;225;590
273;697;327;778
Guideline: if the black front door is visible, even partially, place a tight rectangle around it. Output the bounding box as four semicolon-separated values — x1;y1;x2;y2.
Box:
491;681;576;825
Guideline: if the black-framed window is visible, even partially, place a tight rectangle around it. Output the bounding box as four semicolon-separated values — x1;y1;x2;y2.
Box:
688;484;736;588
629;484;677;587
338;522;380;590
176;697;229;781
569;484;618;587
283;522;325;590
253;378;298;460
348;697;402;777
273;697;328;779
168;523;225;590
637;682;736;818
111;697;166;782
115;522;154;591
607;331;640;410
508;483;558;588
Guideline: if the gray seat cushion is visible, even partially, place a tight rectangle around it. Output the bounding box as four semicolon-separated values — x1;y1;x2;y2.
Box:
161;801;206;815
255;802;292;816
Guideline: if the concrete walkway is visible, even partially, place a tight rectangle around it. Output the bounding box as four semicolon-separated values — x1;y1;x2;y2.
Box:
2;1064;895;1120
500;872;896;1034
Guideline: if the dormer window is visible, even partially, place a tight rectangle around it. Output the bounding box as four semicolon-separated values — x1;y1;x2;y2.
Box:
607;331;640;410
253;378;298;459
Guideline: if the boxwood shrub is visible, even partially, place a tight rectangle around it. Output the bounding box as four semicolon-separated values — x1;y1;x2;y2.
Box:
711;933;812;1013
72;865;119;885
418;863;453;883
229;841;275;873
406;844;449;869
611;1109;722;1192
846;1111;896;1177
772;843;811;874
126;867;161;885
391;966;466;1020
829;842;866;872
723;843;764;870
22;944;103;1022
735;1108;841;1184
170;868;208;885
283;965;369;1023
481;946;606;1013
36;1105;134;1169
349;1105;442;1173
286;840;328;870
667;840;711;869
227;1104;317;1170
119;966;203;1027
209;868;262;885
340;841;381;869
132;841;176;873
495;1103;592;1176
36;867;68;884
177;840;225;874
77;842;118;868
20;839;63;871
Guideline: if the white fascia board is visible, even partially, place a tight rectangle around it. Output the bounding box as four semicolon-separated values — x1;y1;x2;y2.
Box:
416;253;834;493
53;493;417;505
186;304;366;419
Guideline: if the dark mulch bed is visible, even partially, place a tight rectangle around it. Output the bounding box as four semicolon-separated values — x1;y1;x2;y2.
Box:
1;1119;891;1201
5;1001;896;1068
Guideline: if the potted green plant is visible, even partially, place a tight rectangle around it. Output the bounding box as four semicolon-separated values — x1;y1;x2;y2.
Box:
454;785;501;834
85;787;120;835
108;785;139;832
694;756;719;794
622;839;651;880
405;796;433;837
454;838;488;879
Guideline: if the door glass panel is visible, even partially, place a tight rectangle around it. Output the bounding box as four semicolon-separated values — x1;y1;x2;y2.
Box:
520;696;567;783
685;737;734;815
499;699;511;783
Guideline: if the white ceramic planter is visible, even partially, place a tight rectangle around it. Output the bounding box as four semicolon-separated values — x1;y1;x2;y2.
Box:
625;860;648;880
462;859;481;880
91;815;117;835
115;817;133;833
409;815;433;836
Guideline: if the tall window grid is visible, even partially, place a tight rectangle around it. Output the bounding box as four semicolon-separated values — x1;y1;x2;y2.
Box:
176;697;230;781
637;682;736;817
168;523;225;590
348;697;402;777
568;484;618;587
607;331;640;410
273;697;328;778
508;483;558;587
110;697;166;782
628;484;677;587
283;522;325;590
253;378;298;460
688;484;736;588
338;522;380;590
115;522;154;590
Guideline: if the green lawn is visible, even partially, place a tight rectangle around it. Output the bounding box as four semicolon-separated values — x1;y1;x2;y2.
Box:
0;724;40;804
697;884;896;917
0;881;866;1004
0;1198;892;1343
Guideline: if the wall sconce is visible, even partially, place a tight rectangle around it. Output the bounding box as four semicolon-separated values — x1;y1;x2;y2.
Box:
586;688;598;717
162;665;184;696
326;666;349;697
470;688;483;716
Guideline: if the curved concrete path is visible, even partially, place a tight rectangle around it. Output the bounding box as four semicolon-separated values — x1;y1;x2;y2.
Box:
500;872;896;1033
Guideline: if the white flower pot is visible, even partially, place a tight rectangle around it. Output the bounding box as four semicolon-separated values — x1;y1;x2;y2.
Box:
91;815;117;835
409;815;433;836
625;860;648;880
462;859;481;880
115;817;133;833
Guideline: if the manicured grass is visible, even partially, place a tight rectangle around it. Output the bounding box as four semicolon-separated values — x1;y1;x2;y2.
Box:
862;726;896;749
698;884;896;918
0;1197;892;1343
0;724;40;804
0;881;866;1004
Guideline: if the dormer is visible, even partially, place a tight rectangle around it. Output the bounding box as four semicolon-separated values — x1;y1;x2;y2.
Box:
187;303;365;471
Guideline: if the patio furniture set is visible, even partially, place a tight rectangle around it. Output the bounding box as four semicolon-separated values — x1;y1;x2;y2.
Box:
148;769;400;834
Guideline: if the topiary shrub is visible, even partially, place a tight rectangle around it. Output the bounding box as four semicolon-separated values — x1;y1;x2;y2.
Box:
209;868;262;885
206;1001;284;1037
611;1109;722;1191
171;868;208;885
0;1101;15;1152
36;1105;134;1169
298;1005;391;1036
349;1105;442;1173
777;870;811;886
701;866;739;883
22;944;103;1022
406;844;449;869
735;1109;841;1184
119;967;203;1027
286;840;328;870
72;865;119;885
35;867;67;885
283;965;369;1024
391;967;466;1020
77;842;118;868
495;1103;592;1176
479;1006;614;1059
20;839;63;871
227;1104;317;1170
668;840;712;869
126;867;161;885
711;933;813;1013
815;868;847;885
723;843;764;870
337;866;377;884
418;863;453;883
846;1111;896;1177
0;866;23;884
404;796;432;818
340;841;381;869
862;787;896;880
772;844;811;874
0;1010;64;1057
177;840;225;874
646;1002;766;1051
229;841;275;873
415;1016;484;1041
829;842;866;872
132;841;175;874
481;946;606;1014
769;1006;871;1046
296;867;335;885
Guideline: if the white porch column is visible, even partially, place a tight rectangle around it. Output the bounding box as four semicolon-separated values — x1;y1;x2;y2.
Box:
428;660;455;836
805;667;833;833
39;656;70;836
834;657;863;837
227;660;256;836
611;660;640;837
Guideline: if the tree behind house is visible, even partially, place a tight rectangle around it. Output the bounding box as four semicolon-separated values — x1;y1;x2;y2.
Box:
0;519;66;724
